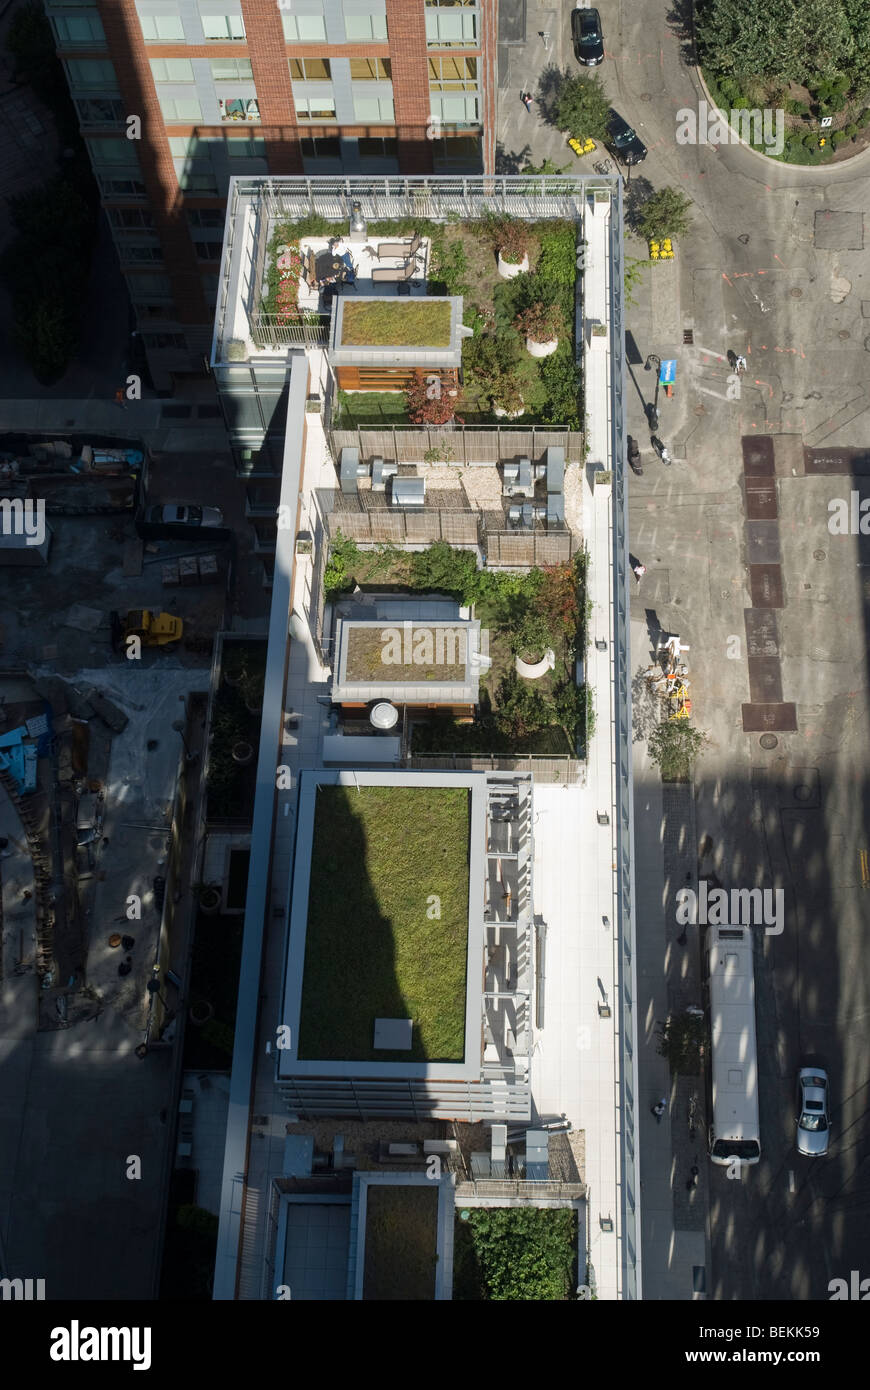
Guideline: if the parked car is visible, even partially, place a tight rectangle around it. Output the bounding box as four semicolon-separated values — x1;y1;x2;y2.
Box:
796;1068;830;1156
606;111;647;164
144;502;224;528
572;7;604;65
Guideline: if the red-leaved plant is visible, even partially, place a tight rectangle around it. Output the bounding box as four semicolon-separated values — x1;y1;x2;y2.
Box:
405;374;463;425
514;301;565;344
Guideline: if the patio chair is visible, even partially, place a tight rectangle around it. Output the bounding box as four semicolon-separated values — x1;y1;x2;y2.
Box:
371;258;416;284
375;230;422;261
301;249;318;287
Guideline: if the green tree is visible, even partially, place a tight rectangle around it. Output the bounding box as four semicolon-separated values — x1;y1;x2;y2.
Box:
647;721;708;781
696;0;854;87
637;187;694;241
459;1208;577;1300
550;70;611;141
624;256;647;308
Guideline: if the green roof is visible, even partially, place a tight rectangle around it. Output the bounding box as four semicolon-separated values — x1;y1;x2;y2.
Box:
339;300;452;347
298;785;470;1062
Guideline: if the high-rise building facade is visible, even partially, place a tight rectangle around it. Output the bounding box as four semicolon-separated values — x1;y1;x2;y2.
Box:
45;0;494;389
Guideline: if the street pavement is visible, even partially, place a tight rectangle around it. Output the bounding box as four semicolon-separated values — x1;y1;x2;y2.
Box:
498;2;870;1301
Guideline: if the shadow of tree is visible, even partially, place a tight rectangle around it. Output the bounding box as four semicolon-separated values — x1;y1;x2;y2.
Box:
495;141;533;174
666;0;697;68
631;665;662;743
534;64;572;126
623;174;655;235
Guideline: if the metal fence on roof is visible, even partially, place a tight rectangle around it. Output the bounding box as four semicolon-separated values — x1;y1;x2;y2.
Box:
328;426;585;466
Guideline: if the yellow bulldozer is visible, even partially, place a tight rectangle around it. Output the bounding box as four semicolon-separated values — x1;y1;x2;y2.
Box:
111;608;183;650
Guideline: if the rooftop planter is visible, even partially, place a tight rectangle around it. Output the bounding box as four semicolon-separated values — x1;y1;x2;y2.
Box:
515;302;565;358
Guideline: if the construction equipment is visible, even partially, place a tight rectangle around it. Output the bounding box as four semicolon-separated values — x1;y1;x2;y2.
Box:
110;609;183;650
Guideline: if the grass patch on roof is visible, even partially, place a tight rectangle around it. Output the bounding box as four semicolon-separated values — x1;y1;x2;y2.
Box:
340;299;452;347
363;1186;439;1300
345;624;468;683
298;785;470;1062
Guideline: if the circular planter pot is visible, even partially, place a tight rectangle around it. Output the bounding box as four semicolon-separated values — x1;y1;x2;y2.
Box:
231;740;254;766
516;648;556;680
497;250;529;279
198;886;222;915
108;933;122;949
189;999;214;1027
223;666;245;689
244;696;263;716
526;336;558;358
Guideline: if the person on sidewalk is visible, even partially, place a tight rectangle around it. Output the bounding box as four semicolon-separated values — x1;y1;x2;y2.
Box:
686;1164;700;1190
632;561;647;585
736;354;747;373
651;1098;667;1122
521;91;533;112
114;388;127;410
727;349;738;370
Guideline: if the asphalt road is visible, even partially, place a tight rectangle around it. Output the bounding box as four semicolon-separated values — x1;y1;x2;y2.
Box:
602;0;870;1302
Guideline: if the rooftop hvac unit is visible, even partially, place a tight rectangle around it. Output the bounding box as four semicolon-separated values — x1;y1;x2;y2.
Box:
391;476;425;508
546;492;565;523
371;456;398;492
339;446;366;496
503;460;520;484
546;445;565;494
510;503;547;528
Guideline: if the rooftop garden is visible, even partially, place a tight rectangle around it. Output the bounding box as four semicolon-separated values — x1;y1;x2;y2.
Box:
259;213;580;428
325;538;593;757
363;1186;439;1300
297;784;470;1063
344;623;468;683
339;299;452;348
453;1207;578;1300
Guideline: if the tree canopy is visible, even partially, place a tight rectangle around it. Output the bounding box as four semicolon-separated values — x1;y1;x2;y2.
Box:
696;0;869;91
550;71;611;141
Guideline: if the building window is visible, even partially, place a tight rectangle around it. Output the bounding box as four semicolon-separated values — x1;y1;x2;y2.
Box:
99;176;146;196
299;135;341;158
178;168;220;193
219;97;260;121
137;13;185;42
88;137;139;164
432;132;481;167
201;13;246;40
195;240;222;261
150;58;195;83
226;136;266;157
127;273;172;296
288;58;331;80
425;1;478;47
349;58;391;80
75;96;124;123
66;58;117;88
358;135;398;159
187;208;224;228
429;92;479;124
280;13;326;41
108;207;154;230
159;95;203;121
210;58;253;81
344;12;387;42
142;331;186;349
352;95;394;122
428;56;477;88
51;12;106;43
294;93;336;120
120;244;165;263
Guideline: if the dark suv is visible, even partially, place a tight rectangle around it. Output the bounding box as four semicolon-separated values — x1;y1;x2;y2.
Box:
571;7;604;66
606;110;647;163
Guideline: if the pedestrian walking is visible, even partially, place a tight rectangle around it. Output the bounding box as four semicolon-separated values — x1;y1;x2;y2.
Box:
521;91;533;112
726;349;738;370
686;1163;700;1190
632;561;646;585
114;388;127;410
651;1097;667;1122
735;354;747;373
